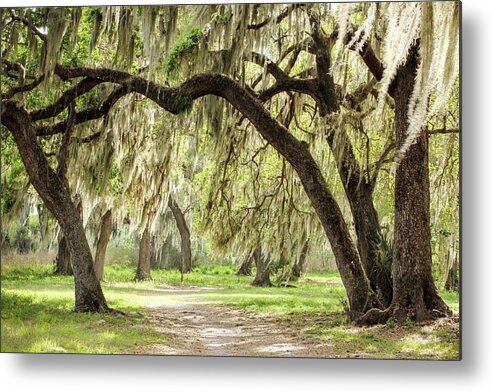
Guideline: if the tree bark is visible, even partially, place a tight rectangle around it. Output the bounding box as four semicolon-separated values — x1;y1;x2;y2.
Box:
55;235;73;275
358;48;450;325
37;203;50;249
135;226;151;280
237;250;254;276
251;246;272;287
308;21;391;306
291;239;310;280
391;48;451;323
94;209;112;281
55;201;82;275
2;103;109;312
445;256;459;292
168;196;192;273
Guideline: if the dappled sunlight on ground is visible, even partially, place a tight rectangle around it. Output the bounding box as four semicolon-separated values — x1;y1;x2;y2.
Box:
1;264;460;359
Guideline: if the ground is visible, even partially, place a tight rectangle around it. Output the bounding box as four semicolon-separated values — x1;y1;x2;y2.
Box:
0;262;460;359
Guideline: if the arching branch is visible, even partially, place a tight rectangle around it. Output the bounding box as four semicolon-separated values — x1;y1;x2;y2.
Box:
247;4;302;30
3;75;45;99
9;12;47;42
31;77;103;121
36;85;128;136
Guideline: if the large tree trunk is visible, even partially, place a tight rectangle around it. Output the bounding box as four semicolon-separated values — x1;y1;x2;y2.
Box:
309;23;391;306
2;103;109;312
55;201;82;275
358;49;450;325
55;236;73;275
168;196;192;273
291;239;310;280
94;209;112;281
251;246;272;287
326;128;391;305
391;48;451;323
135;226;151;281
237;250;254;276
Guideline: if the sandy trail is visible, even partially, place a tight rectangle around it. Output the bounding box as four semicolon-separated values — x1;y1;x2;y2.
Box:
144;289;334;358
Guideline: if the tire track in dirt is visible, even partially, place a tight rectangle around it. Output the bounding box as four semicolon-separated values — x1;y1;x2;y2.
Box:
144;293;336;358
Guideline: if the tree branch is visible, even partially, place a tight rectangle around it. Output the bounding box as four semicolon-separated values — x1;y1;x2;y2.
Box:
73;131;103;143
31;77;104;121
9;12;47;42
427;128;460;135
247;4;302;30
4;75;45;100
36;85;128;136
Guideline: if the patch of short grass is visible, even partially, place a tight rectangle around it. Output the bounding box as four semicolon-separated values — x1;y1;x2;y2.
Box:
1;289;162;354
199;284;348;315
102;263;252;288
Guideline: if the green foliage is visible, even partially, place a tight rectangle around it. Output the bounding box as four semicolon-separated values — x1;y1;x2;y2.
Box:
371;231;394;290
386;317;396;329
165;27;204;75
1;130;26;216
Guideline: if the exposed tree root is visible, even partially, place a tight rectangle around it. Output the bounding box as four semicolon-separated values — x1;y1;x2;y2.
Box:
357;299;452;326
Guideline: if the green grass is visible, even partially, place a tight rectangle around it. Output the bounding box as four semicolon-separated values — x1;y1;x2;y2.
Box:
1;262;460;358
1;290;162;354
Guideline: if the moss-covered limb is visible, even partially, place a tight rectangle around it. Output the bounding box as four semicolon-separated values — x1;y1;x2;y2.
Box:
36;85;128;136
246;4;303;30
30;76;103;121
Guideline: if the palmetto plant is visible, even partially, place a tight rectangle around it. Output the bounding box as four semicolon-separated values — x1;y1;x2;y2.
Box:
371;231;393;298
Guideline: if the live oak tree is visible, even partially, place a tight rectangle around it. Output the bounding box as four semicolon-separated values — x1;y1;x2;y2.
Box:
1;3;459;322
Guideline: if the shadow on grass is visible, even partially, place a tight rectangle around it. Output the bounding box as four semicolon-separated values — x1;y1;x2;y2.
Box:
1;290;162;354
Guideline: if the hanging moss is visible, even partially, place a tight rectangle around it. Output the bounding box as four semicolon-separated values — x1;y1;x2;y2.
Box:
164;27;204;75
174;93;193;114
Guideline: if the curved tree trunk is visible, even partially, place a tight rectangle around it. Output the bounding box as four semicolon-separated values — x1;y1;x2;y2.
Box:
359;48;450;325
251;246;272;287
326;128;391;305
94;209;112;281
135;226;151;281
291;239;310;280
2;103;109;312
168;196;192;273
237;250;254;276
309;23;391;306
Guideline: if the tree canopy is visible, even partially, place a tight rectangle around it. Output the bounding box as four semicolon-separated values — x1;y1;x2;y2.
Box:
1;3;459;323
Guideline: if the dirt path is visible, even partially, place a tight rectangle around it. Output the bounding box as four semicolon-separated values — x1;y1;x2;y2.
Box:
144;289;334;358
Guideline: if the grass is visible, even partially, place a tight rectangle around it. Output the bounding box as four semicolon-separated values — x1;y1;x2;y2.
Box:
1;262;460;358
1;290;161;354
